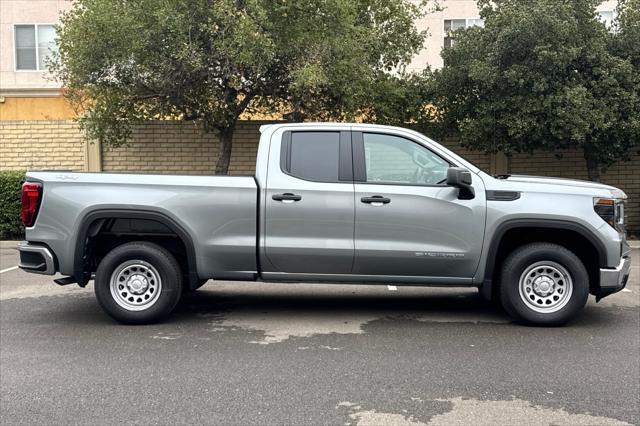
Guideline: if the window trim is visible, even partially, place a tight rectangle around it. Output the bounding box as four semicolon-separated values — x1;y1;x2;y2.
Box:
352;131;454;187
14;23;57;72
280;130;353;184
442;17;484;50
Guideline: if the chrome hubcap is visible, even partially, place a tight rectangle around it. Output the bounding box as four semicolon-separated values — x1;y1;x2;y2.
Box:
110;260;162;311
518;261;573;313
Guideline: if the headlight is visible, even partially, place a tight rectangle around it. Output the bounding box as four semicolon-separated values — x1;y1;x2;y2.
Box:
594;198;625;230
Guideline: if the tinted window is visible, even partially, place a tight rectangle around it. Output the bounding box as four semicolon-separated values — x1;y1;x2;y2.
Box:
289;132;340;182
363;133;449;185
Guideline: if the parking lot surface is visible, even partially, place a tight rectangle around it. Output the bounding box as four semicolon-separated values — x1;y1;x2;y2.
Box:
1;244;638;425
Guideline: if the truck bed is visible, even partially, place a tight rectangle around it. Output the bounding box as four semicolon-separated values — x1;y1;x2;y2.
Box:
25;172;259;279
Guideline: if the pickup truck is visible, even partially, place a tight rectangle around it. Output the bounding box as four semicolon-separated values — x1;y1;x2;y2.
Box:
18;123;631;325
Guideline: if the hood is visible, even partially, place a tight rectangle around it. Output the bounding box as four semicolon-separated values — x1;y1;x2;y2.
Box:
492;175;627;198
505;175;614;190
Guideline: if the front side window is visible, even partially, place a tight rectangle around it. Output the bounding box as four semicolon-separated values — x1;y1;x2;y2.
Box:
363;133;450;185
288;132;341;182
444;18;484;48
15;24;57;71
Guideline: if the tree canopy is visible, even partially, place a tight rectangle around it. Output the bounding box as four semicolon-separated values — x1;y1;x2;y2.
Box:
424;0;640;181
53;0;427;174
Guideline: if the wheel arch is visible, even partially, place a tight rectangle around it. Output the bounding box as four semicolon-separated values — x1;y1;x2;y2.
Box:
73;209;199;289
480;219;607;300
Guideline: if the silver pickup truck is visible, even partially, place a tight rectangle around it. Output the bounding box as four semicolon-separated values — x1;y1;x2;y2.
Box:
18;123;631;325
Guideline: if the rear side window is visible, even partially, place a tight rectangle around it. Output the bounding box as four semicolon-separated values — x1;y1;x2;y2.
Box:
284;132;341;182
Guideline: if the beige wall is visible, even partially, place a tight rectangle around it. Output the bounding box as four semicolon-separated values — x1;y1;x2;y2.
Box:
0;120;86;171
101;121;266;176
0;0;71;94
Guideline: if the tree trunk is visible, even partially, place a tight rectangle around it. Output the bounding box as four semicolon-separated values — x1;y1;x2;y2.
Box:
583;144;601;182
214;126;234;175
286;98;304;122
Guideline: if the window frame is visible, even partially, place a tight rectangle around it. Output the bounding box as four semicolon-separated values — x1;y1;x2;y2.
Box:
14;23;57;72
279;130;353;183
442;17;484;50
352;131;454;187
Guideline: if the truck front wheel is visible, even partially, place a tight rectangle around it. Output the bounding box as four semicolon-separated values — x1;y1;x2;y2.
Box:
94;241;182;324
499;242;589;326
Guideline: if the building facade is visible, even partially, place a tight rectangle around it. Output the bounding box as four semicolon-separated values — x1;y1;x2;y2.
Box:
0;0;74;120
408;0;619;71
0;0;621;119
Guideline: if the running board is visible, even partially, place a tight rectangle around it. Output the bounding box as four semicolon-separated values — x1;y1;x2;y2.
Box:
54;276;77;286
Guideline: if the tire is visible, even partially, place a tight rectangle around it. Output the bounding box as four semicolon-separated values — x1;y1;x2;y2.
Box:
499;242;589;326
94;241;182;324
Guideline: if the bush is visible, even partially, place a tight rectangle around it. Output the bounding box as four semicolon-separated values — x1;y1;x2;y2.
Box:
0;171;25;240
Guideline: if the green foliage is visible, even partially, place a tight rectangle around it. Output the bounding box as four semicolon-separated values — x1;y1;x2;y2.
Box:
424;0;640;181
52;0;427;174
612;0;640;67
0;171;25;240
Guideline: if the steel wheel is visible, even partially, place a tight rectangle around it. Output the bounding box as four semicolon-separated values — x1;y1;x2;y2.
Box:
109;260;162;311
518;260;573;314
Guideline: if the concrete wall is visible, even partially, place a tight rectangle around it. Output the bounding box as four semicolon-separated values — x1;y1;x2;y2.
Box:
0;119;637;234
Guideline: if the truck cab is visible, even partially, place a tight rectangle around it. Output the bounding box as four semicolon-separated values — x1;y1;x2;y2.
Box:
257;123;486;285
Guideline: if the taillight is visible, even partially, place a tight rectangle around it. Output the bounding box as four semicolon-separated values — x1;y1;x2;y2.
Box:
21;182;42;227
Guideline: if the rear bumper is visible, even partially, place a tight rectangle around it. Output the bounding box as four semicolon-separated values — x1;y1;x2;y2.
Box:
597;256;631;300
18;242;56;275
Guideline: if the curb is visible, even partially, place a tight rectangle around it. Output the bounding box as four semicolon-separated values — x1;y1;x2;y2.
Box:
629;240;640;249
0;241;20;249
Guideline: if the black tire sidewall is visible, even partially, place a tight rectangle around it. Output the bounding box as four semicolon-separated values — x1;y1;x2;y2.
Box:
501;243;589;326
95;242;182;324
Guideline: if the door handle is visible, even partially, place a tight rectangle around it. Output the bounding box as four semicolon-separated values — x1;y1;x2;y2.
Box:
272;193;302;203
361;195;391;205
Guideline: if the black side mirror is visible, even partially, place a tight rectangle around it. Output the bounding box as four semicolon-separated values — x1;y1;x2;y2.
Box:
446;167;475;200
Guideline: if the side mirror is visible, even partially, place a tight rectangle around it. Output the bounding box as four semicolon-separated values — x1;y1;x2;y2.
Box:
446;167;475;200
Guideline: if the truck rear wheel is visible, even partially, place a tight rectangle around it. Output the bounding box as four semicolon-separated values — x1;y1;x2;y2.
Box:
94;241;182;324
499;242;589;326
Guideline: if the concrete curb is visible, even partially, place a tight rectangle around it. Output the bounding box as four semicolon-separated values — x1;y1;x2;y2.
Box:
629;240;640;249
0;241;20;249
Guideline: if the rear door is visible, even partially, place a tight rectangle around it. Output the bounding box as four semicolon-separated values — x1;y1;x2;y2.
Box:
352;131;486;281
262;128;355;275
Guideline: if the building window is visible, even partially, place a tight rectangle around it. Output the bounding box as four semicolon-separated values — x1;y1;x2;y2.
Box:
443;18;484;48
15;24;57;71
597;10;616;30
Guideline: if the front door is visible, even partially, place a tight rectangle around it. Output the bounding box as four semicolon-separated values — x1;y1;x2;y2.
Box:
263;129;355;274
352;131;486;281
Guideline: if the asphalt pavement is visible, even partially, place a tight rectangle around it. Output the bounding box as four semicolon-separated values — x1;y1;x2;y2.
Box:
0;243;638;425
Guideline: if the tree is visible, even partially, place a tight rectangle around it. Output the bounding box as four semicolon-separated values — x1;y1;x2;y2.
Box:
423;0;640;181
52;0;426;174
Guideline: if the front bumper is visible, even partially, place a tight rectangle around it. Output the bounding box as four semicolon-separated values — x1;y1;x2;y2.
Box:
597;256;631;300
18;242;56;275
